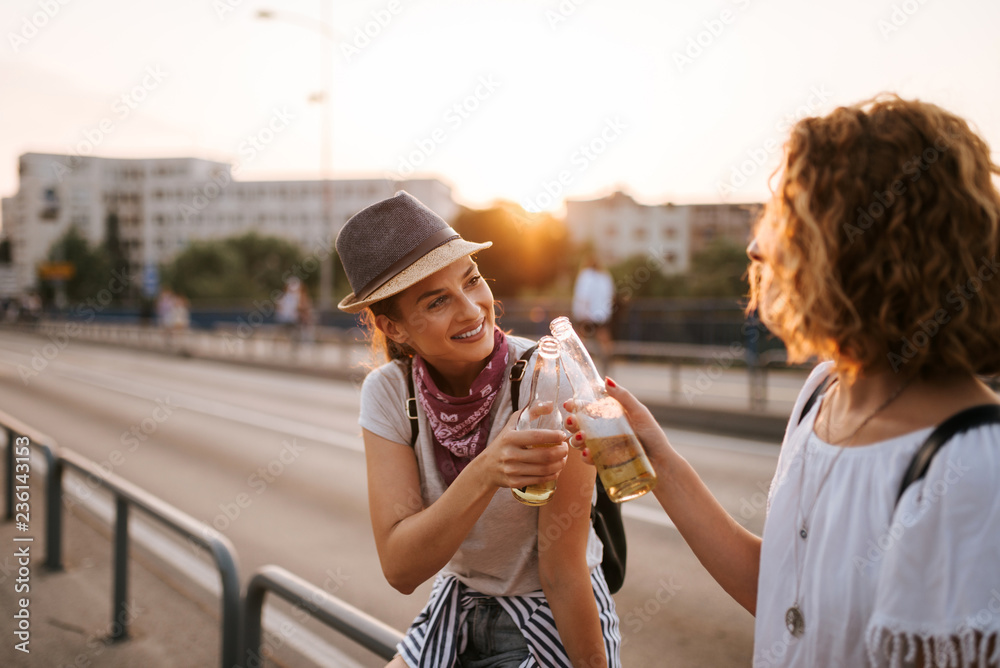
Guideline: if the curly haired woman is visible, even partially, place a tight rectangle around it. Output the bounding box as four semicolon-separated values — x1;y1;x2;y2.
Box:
566;95;1000;667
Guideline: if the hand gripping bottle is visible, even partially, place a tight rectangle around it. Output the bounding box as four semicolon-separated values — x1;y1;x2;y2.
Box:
550;316;657;502
512;336;565;506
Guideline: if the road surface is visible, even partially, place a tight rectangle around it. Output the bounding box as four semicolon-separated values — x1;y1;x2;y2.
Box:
0;330;784;666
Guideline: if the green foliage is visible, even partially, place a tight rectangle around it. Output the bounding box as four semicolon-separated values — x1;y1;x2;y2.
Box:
609;239;749;300
162;232;313;302
687;238;750;298
41;226;118;304
452;202;571;298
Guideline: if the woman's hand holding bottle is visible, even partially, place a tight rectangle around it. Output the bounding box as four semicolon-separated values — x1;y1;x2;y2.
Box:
473;410;570;491
564;377;671;471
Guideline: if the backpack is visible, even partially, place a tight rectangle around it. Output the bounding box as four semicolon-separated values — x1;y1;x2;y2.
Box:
797;375;1000;508
404;345;628;594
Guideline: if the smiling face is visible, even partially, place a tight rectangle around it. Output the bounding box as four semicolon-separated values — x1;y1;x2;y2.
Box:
375;255;496;371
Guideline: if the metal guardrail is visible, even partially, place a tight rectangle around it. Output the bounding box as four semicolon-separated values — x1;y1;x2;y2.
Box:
1;409;241;668
3;408;407;667
243;565;404;666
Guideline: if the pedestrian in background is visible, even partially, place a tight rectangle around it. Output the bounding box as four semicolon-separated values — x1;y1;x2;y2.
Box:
276;276;305;346
565;95;1000;667
572;253;616;377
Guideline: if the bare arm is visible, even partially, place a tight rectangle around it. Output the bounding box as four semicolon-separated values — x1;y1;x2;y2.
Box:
538;450;606;668
566;380;761;614
364;412;569;594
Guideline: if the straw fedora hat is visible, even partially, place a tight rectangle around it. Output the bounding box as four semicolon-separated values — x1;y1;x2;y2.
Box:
336;191;491;313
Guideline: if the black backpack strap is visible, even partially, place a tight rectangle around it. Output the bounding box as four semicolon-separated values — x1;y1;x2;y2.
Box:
797;374;835;425
895;404;1000;507
509;345;539;412
405;357;418;448
404;345;539;448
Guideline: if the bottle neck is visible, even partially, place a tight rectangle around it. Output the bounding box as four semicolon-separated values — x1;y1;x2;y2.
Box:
557;329;606;403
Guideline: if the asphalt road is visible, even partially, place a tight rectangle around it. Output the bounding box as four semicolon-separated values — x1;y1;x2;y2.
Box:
0;330;783;667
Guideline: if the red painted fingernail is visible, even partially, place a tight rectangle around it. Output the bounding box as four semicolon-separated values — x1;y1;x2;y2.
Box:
606;377;616;388
575;433;584;442
581;448;589;458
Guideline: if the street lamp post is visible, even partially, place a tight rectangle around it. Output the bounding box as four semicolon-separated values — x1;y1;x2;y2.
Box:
257;6;337;316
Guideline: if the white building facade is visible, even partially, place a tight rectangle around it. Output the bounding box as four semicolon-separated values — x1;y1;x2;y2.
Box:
2;152;456;295
565;191;759;273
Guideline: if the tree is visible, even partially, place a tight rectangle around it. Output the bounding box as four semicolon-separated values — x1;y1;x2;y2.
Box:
40;226;117;305
687;238;749;298
161;232;313;303
452;202;571;297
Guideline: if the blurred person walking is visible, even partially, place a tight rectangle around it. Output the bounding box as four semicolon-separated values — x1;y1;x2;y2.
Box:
565;95;1000;667
276;276;306;349
572;254;615;377
339;191;620;668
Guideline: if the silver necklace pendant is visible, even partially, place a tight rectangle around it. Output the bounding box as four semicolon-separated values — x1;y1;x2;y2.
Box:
785;605;805;637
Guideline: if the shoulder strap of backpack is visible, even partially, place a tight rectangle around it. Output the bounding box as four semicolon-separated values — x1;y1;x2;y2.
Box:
797;374;835;425
405;357;418;448
895;403;1000;507
510;345;539;412
403;344;540;448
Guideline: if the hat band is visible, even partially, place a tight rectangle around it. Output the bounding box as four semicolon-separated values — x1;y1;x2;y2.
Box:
354;227;461;300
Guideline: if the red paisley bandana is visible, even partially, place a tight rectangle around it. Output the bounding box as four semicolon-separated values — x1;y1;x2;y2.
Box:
413;327;509;485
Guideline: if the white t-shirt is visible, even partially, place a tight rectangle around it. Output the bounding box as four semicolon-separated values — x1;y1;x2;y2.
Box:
755;362;1000;668
572;267;615;324
358;335;603;597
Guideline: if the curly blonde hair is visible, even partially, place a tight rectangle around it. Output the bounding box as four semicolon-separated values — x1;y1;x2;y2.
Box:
748;94;1000;380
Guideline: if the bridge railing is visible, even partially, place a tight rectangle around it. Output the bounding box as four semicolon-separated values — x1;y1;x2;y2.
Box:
1;408;240;667
2;408;406;668
243;565;403;666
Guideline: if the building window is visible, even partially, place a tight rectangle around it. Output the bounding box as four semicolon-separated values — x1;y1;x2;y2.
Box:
633;227;647;241
663;227;677;239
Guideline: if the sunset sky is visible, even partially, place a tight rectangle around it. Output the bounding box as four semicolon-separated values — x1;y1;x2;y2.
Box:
2;0;998;211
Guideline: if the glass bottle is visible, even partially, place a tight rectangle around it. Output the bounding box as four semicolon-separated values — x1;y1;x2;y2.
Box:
550;316;657;502
512;336;564;506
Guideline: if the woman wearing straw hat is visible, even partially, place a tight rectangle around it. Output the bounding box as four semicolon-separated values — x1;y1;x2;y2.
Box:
337;191;620;668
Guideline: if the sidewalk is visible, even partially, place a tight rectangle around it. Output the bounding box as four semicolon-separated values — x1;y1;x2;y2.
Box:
0;499;219;668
